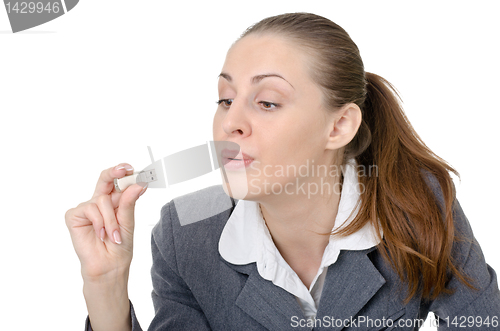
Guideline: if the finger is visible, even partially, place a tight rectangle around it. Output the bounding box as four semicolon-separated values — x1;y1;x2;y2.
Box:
92;163;134;199
83;203;105;242
116;182;148;229
96;194;122;245
65;203;93;229
64;207;77;229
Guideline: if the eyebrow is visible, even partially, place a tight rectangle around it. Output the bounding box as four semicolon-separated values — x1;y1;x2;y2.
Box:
218;72;295;90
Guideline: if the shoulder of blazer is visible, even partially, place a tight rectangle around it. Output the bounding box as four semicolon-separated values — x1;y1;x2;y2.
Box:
420;168;447;207
152;185;237;267
159;184;236;225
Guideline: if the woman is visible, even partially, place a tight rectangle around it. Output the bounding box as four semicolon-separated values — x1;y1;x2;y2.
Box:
66;13;500;330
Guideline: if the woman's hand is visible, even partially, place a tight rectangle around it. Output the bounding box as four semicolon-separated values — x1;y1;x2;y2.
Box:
65;163;148;283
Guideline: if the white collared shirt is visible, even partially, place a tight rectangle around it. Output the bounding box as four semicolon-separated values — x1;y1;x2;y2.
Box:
218;159;383;321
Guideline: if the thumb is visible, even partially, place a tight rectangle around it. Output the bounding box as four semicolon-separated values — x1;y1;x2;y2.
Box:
116;182;148;228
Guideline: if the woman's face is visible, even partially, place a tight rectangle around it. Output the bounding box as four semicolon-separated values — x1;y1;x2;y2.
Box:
213;34;340;201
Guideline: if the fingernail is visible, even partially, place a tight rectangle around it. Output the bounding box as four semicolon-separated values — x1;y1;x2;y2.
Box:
114;164;134;171
100;228;105;242
113;230;122;244
138;182;148;197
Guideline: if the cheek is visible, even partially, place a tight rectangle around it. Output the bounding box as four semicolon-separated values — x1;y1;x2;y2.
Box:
274;117;322;156
212;111;223;138
260;130;311;172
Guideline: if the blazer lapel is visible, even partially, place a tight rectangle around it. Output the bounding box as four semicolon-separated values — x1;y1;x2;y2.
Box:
222;260;310;330
315;248;386;331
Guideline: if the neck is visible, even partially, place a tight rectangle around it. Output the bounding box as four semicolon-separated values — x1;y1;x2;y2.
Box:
258;173;343;261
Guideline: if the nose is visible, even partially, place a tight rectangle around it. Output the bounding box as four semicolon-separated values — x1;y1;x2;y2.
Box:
221;99;251;138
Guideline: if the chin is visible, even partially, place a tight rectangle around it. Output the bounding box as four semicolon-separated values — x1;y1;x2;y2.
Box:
220;170;250;200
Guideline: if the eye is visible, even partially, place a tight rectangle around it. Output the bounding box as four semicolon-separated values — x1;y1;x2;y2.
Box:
216;99;233;107
216;99;280;111
259;101;280;111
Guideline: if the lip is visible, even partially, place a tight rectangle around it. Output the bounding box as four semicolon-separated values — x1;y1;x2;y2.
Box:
221;148;254;170
221;148;254;161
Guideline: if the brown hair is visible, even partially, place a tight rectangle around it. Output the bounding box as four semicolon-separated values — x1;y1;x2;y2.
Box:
238;12;476;302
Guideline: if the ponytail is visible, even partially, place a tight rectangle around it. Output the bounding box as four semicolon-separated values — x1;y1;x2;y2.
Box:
346;72;476;301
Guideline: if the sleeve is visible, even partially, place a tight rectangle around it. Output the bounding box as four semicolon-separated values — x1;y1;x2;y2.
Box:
146;201;212;330
428;197;500;330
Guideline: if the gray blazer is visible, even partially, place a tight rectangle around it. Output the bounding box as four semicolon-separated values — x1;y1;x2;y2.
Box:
86;173;500;330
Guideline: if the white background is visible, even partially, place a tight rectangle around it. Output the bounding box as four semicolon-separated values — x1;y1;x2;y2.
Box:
1;1;499;330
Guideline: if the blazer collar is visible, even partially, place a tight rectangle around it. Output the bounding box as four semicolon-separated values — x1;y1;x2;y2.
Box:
221;247;386;331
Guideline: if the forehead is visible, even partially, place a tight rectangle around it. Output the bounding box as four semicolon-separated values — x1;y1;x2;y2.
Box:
221;34;309;84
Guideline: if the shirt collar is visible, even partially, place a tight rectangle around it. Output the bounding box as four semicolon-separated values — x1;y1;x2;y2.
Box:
218;158;383;280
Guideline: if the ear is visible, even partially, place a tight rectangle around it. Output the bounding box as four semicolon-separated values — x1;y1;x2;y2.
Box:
325;103;362;151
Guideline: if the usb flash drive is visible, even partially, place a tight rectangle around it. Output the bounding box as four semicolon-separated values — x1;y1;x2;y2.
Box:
114;169;158;193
